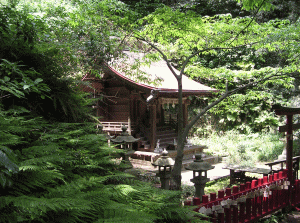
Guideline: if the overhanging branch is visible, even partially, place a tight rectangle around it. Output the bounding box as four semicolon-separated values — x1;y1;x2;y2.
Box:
182;68;295;140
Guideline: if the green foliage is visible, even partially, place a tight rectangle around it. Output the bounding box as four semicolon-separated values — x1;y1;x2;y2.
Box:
0;146;19;188
0;105;199;222
0;59;50;99
205;177;231;194
1;0;299;221
98;0;140;28
237;0;274;11
134;5;298;135
0;3;97;122
193;131;285;165
0;2;202;221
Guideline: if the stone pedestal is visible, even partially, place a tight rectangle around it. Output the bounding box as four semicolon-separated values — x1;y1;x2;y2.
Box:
156;172;172;190
124;149;135;168
191;176;210;201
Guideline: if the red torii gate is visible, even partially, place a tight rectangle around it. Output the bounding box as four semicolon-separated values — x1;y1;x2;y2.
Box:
273;104;300;184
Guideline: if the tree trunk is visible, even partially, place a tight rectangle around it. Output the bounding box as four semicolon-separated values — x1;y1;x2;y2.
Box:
171;75;184;190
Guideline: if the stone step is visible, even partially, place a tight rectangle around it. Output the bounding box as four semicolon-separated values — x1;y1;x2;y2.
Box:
167;145;207;158
157;126;173;131
158;137;177;143
157;131;177;137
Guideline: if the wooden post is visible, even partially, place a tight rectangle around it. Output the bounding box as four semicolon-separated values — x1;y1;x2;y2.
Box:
258;194;263;216
269;189;274;211
232;205;238;223
128;117;131;135
273;105;300;207
218;211;225;223
263;196;268;213
239;202;246;222
130;93;139;126
160;104;164;125
149;104;156;151
225;206;231;223
294;180;300;205
273;189;278;209
286;115;293;184
246;198;252;220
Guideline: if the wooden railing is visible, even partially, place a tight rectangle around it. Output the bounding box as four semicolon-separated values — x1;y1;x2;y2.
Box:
187;170;295;222
99;118;135;134
100;122;128;131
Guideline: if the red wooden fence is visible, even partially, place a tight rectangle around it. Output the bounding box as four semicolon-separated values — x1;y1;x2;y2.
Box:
187;169;300;222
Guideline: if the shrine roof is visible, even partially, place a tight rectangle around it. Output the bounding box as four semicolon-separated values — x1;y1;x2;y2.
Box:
106;51;217;95
82;51;218;96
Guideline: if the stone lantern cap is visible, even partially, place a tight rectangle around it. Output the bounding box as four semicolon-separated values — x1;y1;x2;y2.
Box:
111;125;139;143
185;154;215;171
152;149;175;167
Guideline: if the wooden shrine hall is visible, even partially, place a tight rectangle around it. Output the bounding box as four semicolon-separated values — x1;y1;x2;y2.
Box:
82;51;217;151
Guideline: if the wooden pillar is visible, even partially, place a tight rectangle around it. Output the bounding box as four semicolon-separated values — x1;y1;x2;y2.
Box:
128;117;131;135
157;103;162;126
96;99;100;117
160;104;165;125
149;104;157;151
130;93;138;124
287;115;293;184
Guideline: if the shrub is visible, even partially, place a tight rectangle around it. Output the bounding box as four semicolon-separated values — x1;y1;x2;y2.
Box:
192;131;285;165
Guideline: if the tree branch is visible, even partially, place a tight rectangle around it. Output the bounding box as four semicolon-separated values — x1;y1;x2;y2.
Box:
136;35;259;79
135;37;180;80
227;0;267;46
181;68;290;140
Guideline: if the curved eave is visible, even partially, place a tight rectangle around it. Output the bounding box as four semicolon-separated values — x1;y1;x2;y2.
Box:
104;63;154;94
158;89;219;96
104;63;219;96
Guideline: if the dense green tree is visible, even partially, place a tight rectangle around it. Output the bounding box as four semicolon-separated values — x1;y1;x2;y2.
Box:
76;0;300;189
0;1;207;222
116;2;300;188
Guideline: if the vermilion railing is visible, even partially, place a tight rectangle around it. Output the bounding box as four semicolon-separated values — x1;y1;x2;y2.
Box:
186;170;298;223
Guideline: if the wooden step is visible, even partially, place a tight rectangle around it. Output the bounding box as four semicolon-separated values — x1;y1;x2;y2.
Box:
156;128;177;148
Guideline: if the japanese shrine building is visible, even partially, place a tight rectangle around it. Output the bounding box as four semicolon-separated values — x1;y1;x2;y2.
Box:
82;51;217;151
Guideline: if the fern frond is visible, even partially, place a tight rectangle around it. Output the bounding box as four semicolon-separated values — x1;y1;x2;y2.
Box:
20;154;72;166
0;131;22;146
21;144;61;159
6;195;94;222
44;177;105;199
9;169;65;196
96;204;156;223
0;146;19;173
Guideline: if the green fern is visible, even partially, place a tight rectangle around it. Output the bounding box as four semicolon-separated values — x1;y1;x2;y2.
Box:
0;106;199;223
0;146;19;188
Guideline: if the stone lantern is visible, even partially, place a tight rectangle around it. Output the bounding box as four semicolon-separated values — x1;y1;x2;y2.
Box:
152;149;174;190
111;125;139;168
185;154;215;201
